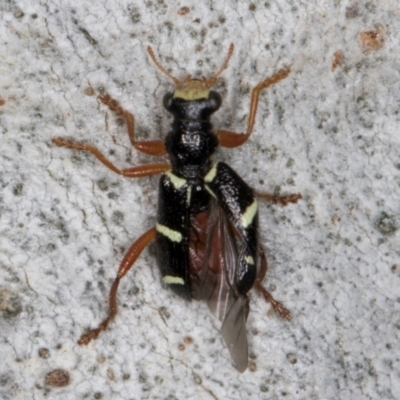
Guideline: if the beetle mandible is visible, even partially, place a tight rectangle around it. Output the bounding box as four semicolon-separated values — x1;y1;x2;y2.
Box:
52;43;301;372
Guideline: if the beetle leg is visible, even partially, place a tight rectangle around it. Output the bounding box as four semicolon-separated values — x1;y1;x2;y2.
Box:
52;137;170;177
254;246;292;320
78;227;157;345
216;66;291;148
257;192;302;206
99;93;167;156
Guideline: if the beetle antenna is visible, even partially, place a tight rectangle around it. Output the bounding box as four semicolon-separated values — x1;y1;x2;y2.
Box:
147;46;181;86
206;43;234;88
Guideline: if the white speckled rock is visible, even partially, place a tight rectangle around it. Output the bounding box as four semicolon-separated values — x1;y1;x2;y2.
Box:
0;1;399;399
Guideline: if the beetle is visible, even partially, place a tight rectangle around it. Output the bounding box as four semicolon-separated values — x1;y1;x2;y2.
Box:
52;43;301;372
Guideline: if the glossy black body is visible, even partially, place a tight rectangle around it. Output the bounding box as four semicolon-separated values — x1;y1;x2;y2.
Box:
156;92;259;300
163;92;220;176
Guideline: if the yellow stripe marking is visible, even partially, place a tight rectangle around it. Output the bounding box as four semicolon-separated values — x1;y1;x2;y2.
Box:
163;275;185;285
165;171;186;189
205;184;217;199
241;199;258;228
245;256;255;265
187;186;192;206
156;223;182;242
204;163;218;183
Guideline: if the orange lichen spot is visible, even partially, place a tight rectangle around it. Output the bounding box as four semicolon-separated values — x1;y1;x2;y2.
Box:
358;27;384;51
184;336;193;344
178;6;190;15
178;343;186;351
38;347;50;359
84;87;95;96
0;99;5;106
331;51;343;71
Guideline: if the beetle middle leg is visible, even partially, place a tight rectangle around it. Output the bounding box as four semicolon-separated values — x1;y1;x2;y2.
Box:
216;66;291;148
255;246;292;320
52;137;170;178
78;227;156;345
99;93;167;156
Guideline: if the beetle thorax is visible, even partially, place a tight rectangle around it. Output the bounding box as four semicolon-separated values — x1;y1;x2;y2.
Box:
163;88;222;177
165;123;218;178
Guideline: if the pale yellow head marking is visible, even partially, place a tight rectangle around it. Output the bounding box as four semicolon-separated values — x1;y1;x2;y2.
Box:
241;199;258;228
173;78;210;100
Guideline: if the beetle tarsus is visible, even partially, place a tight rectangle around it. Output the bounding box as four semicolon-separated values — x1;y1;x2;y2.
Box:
256;283;293;320
78;319;111;345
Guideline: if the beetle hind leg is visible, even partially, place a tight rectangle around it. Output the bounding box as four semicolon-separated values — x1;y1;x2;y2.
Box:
78;227;156;345
255;246;292;320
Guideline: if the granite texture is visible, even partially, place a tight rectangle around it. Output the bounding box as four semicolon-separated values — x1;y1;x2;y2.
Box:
0;1;399;399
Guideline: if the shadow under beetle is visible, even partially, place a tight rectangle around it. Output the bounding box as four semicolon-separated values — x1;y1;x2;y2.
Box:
53;43;301;372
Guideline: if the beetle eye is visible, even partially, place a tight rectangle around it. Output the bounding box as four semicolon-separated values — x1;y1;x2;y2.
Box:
163;92;174;111
208;91;222;112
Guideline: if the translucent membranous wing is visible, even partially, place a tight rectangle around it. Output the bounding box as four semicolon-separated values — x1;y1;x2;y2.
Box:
189;200;250;372
220;295;249;373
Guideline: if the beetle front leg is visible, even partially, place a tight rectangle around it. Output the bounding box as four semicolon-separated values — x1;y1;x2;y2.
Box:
78;227;156;345
255;246;292;320
99;93;167;156
52;137;170;177
216;66;291;148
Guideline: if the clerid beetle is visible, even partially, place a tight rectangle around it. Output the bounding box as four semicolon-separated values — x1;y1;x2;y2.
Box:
53;43;301;372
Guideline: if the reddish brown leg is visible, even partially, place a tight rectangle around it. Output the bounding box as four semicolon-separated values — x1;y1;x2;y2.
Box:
257;192;302;206
254;246;292;320
78;227;157;345
99;93;167;156
216;66;291;148
52;138;170;177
